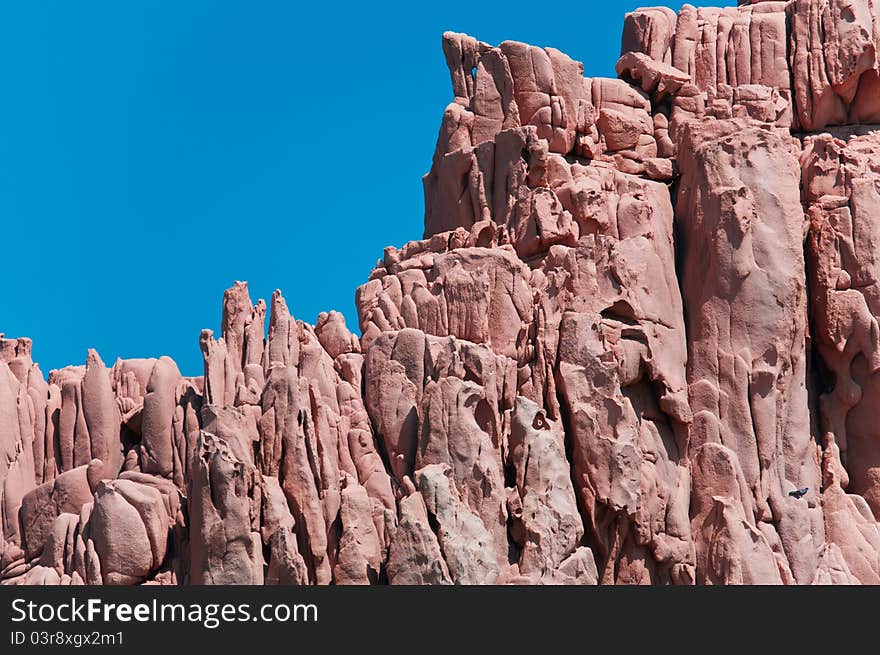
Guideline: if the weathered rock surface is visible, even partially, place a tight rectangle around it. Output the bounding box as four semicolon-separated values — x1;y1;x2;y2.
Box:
677;118;822;584
6;1;880;585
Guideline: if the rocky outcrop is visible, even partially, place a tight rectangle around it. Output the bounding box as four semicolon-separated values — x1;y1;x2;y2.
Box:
802;128;880;583
677;118;822;584
6;0;880;585
620;1;880;137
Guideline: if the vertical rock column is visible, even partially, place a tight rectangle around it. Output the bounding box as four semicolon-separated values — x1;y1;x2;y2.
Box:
545;171;694;585
802;130;880;583
676;118;822;584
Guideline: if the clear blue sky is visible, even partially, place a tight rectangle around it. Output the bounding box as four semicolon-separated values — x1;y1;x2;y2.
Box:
0;1;732;376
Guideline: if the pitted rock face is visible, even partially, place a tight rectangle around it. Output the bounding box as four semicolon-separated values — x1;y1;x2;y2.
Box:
677;118;822;584
5;1;880;586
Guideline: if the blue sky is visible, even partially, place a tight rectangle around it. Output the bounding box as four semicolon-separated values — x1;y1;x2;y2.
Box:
0;1;733;376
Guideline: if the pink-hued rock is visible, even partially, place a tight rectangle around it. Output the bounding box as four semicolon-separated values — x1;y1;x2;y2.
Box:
358;246;533;360
187;431;263;585
81;350;123;479
813;542;860;585
424;33;668;238
789;0;880;130
387;480;451;585
690;443;785;584
261;474;308;585
801;129;880;582
140;356;182;479
333;476;383;585
38;512;79;576
10;12;880;587
18;461;101;561
620;0;880;135
820;465;880;583
622;7;677;64
415;464;500;584
89;478;171;585
507;397;591;581
315;311;360;359
265;526;308;585
0;360;36;552
621;2;794;139
676;118;823;584
616;51;690;101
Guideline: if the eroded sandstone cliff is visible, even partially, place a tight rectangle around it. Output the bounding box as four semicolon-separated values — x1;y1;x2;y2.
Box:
4;0;880;585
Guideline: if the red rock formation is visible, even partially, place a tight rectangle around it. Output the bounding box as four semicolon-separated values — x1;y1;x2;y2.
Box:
677;118;820;584
803;129;880;582
6;0;880;585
